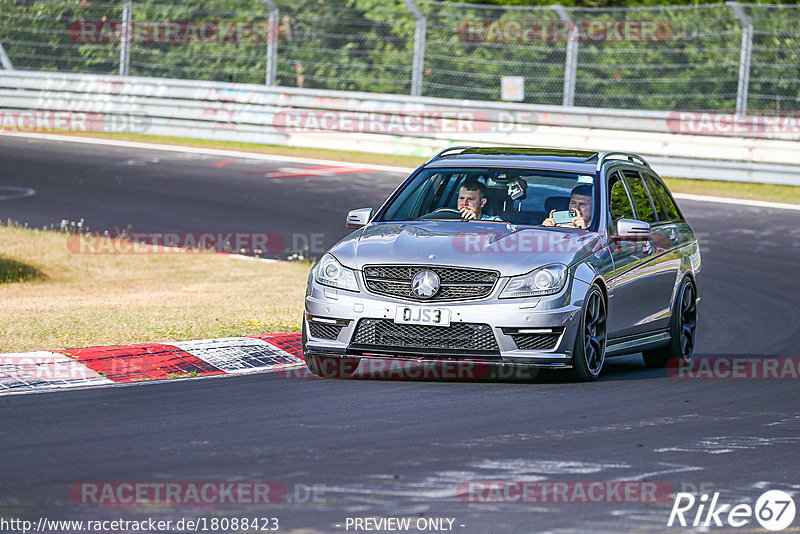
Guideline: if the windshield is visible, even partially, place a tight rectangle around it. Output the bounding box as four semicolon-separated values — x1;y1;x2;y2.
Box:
380;167;598;230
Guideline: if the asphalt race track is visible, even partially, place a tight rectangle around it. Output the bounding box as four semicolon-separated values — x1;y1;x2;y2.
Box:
1;135;799;533
0;136;402;256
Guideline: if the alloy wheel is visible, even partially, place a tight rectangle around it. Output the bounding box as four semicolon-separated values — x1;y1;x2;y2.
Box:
679;281;697;360
583;288;607;375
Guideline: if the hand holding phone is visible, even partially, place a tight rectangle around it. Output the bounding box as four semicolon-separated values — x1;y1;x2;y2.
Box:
552;209;576;225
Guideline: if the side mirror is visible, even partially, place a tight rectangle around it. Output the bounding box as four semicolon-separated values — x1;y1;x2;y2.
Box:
616;218;650;240
346;208;373;229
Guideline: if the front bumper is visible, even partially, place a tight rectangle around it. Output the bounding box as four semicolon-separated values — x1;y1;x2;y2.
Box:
304;276;584;367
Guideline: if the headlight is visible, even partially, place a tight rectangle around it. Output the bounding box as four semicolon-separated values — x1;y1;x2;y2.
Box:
500;264;568;298
315;254;359;292
305;267;315;297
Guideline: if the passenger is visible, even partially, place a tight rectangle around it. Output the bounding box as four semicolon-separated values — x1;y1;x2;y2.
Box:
542;184;593;229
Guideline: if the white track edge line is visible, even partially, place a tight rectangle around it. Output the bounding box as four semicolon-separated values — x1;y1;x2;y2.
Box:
1;132;415;173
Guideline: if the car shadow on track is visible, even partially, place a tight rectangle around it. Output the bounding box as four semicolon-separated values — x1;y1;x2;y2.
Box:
286;354;667;384
288;352;782;384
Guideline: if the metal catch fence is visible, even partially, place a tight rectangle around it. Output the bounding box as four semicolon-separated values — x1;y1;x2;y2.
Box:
1;0;798;113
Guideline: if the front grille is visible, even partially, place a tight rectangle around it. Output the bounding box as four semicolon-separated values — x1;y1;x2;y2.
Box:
438;285;489;299
362;265;497;301
308;322;344;340
351;319;499;353
510;333;561;351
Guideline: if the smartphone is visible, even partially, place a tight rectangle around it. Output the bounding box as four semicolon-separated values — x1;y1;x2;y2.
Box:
552;209;576;225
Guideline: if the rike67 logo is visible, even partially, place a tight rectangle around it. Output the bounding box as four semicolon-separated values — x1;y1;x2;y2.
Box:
668;490;796;531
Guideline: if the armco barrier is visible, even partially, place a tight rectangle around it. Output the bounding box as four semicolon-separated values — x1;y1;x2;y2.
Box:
1;70;799;185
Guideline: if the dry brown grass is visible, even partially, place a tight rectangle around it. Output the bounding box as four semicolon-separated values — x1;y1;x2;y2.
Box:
0;225;309;353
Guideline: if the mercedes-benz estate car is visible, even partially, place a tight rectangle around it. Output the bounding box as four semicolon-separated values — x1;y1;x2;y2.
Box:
303;147;700;380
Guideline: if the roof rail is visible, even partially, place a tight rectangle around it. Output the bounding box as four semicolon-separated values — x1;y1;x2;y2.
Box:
425;146;472;164
596;152;649;171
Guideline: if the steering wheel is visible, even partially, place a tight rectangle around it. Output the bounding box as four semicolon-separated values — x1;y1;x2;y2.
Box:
418;208;463;220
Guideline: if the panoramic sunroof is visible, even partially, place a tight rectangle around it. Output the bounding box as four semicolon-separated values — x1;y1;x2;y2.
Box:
458;147;599;160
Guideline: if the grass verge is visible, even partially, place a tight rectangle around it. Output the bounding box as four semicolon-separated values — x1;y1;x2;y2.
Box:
662;177;800;205
55;131;800;205
0;223;308;353
0;256;46;284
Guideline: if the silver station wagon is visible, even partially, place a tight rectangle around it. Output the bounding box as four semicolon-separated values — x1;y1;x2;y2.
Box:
303;147;701;380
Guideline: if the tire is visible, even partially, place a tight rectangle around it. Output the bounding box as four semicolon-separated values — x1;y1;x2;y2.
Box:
642;277;697;368
569;285;607;381
302;319;360;378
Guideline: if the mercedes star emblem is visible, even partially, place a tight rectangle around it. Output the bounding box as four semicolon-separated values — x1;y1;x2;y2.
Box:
411;270;440;299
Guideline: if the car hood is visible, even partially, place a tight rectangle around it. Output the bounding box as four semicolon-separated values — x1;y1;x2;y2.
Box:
328;221;603;277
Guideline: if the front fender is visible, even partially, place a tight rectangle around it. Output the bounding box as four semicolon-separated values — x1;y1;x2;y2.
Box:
570;262;604;310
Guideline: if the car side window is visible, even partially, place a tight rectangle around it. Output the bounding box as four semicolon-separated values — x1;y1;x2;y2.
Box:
384;172;444;220
644;174;682;222
622;170;658;224
609;173;635;222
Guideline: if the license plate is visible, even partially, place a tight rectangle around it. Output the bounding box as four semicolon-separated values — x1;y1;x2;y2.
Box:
394;306;451;327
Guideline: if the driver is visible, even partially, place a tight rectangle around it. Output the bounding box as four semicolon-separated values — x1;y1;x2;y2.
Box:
457;180;501;221
542;184;593;230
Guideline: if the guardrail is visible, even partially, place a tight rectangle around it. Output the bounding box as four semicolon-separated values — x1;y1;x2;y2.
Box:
1;70;799;185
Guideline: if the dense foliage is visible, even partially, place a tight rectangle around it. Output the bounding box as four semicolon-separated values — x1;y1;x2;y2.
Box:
1;0;798;111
